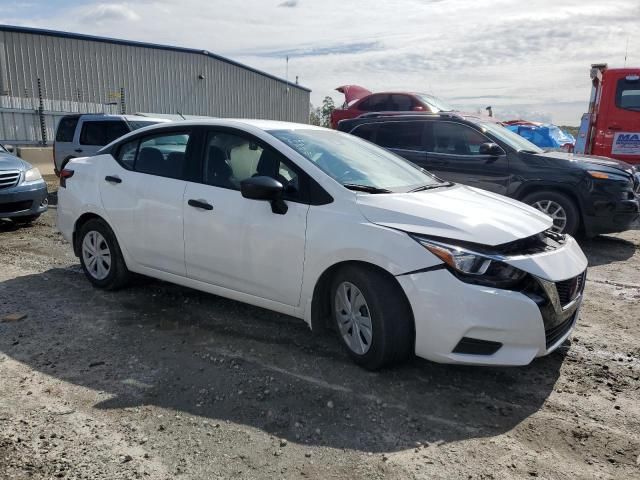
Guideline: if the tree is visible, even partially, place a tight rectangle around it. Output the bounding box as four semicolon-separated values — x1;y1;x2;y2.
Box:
309;103;321;126
319;96;335;128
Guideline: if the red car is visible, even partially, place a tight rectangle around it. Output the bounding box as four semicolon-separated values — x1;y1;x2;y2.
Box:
330;85;454;129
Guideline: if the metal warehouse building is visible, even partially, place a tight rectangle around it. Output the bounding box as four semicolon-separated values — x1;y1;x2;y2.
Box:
0;25;310;144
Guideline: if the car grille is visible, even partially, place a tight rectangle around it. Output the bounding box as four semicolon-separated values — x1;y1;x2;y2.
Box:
0;200;32;213
0;170;21;190
545;311;577;349
556;271;586;307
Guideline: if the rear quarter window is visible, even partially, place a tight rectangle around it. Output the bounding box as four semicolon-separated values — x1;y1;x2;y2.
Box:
55;117;79;142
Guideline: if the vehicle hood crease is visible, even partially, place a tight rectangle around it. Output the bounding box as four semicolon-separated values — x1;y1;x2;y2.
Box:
356;185;553;246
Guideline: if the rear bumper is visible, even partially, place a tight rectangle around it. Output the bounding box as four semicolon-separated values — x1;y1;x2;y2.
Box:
0;181;48;218
583;197;639;235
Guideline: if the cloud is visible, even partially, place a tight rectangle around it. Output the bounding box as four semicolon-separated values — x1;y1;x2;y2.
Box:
80;4;140;23
5;0;639;125
250;41;380;58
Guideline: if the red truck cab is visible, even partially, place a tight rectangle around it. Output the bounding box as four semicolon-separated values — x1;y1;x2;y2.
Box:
575;64;640;164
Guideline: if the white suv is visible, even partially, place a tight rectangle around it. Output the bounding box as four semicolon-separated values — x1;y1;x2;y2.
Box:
57;119;588;370
53;114;168;175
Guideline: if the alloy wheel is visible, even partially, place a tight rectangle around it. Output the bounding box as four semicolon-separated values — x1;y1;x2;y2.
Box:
82;230;112;280
532;200;567;233
334;281;373;355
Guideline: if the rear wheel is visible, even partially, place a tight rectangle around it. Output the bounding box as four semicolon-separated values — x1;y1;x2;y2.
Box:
330;265;414;370
522;191;580;236
78;218;130;290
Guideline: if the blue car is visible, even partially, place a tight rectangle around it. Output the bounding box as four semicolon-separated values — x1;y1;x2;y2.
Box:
505;124;576;151
0;144;48;224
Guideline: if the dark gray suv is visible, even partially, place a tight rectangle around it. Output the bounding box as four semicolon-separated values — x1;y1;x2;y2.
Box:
338;113;639;236
0;144;48;224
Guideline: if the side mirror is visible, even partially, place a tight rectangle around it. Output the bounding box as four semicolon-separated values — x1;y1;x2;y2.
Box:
240;176;288;214
478;142;503;156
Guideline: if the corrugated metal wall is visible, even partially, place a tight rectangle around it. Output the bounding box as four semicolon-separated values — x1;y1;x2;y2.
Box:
0;28;310;133
0;95;118;144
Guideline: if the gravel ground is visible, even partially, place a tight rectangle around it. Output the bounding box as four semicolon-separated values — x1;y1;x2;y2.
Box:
1;201;639;479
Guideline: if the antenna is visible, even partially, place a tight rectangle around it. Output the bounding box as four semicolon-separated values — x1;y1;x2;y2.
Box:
624;36;629;67
285;55;290;93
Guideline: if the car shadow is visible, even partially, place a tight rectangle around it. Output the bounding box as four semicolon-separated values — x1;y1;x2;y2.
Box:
0;267;563;452
580;234;637;267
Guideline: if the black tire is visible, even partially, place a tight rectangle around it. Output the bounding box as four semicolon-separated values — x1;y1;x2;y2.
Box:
77;218;130;290
522;190;580;236
12;214;40;225
330;265;414;370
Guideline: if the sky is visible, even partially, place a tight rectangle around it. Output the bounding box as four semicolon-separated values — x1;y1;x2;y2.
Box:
2;0;639;125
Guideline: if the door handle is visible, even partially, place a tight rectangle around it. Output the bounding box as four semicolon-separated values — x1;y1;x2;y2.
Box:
609;125;622;131
188;199;213;211
105;175;122;184
430;159;449;166
74;148;83;153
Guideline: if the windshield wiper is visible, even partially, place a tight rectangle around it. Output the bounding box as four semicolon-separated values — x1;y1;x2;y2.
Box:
409;182;453;192
343;184;392;194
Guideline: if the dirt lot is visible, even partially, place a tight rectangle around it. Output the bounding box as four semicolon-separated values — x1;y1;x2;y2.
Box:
1;197;639;479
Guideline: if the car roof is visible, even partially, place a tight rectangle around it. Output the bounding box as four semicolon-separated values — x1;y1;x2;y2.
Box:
340;112;468;124
68;113;171;122
131;118;327;132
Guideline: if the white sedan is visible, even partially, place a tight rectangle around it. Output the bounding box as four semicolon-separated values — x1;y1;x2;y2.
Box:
57;119;588;370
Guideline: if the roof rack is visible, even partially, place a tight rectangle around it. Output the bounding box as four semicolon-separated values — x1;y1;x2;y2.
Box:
355;111;464;120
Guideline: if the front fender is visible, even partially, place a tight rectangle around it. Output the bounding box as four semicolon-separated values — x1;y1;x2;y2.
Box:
299;204;440;325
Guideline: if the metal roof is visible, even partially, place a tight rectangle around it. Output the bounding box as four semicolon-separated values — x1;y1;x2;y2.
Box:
0;24;311;93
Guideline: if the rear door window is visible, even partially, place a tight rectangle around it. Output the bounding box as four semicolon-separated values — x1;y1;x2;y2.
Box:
431;122;490;155
55;117;79;142
80;121;130;146
376;122;426;150
388;94;414;111
116;131;190;179
350;123;377;142
358;94;390;112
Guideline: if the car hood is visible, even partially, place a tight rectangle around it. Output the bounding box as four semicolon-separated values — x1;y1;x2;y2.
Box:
356;184;553;246
540;151;635;175
335;85;372;105
0;152;27;171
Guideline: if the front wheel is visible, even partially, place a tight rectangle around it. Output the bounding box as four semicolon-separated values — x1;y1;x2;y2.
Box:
330;265;414;370
78;218;130;290
522;191;580;236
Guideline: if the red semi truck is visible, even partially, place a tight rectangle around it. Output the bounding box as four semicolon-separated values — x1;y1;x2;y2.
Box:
574;64;640;164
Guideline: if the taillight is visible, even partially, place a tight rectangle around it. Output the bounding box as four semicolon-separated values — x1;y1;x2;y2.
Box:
60;169;74;188
53;143;58;176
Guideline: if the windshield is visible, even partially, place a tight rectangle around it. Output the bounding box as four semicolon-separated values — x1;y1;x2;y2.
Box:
269;129;442;192
127;120;162;131
416;94;454;112
479;122;544;153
